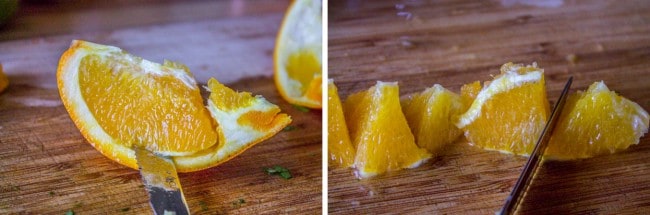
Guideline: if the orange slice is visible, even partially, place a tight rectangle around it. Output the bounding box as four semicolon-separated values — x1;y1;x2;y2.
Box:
327;79;355;168
274;0;322;109
545;81;649;160
57;40;290;172
401;84;467;155
455;62;550;155
345;81;431;178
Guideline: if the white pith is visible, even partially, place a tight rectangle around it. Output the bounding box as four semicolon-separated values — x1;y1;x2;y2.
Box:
275;0;322;104
455;66;543;128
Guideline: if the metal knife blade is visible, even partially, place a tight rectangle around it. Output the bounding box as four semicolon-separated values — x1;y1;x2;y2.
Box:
134;147;190;215
499;76;573;215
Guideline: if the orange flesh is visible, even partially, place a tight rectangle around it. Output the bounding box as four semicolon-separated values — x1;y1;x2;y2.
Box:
546;83;649;159
345;82;431;176
304;75;323;103
327;81;355;168
238;109;284;131
208;78;289;133
0;64;7;93
462;80;550;155
460;81;481;106
78;54;218;155
401;86;465;155
208;78;255;111
286;50;321;96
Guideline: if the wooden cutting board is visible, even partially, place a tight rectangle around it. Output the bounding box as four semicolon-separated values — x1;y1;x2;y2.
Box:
329;0;650;214
0;1;322;214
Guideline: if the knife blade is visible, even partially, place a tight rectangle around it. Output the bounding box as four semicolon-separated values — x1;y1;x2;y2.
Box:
499;76;573;215
134;147;190;215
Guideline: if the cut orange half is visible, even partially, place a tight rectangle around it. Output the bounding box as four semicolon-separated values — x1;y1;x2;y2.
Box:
274;0;322;109
57;40;290;172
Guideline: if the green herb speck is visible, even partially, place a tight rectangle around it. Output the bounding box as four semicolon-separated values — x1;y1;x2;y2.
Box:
199;201;208;211
49;191;55;196
283;125;297;132
120;207;130;212
264;166;292;180
279;171;292;179
65;210;74;215
231;198;246;208
292;105;310;112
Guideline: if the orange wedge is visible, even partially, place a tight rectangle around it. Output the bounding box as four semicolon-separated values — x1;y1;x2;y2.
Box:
327;79;355;168
401;84;467;155
455;62;550;156
345;81;431;178
545;81;649;160
57;40;290;172
274;0;322;109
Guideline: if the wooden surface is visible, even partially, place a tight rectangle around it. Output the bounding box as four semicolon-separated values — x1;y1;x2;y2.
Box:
0;1;322;214
329;0;650;214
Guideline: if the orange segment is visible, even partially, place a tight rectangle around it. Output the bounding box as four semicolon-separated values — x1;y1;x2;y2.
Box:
401;84;466;155
207;78;255;111
345;81;431;178
455;63;550;156
58;40;290;172
274;0;322;108
77;54;217;156
327;79;355;168
460;81;481;106
545;81;649;160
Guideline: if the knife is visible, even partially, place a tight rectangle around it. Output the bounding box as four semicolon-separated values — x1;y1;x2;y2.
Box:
499;77;573;215
134;147;190;215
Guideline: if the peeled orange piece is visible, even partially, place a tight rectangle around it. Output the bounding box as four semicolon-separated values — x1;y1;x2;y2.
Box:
401;84;466;155
345;81;431;178
57;40;290;172
327;80;355;168
274;0;322;109
0;63;8;93
545;81;649;160
455;63;550;156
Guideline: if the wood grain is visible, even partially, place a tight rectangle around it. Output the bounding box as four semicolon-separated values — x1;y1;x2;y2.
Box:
1;0;289;41
328;0;650;214
0;1;322;214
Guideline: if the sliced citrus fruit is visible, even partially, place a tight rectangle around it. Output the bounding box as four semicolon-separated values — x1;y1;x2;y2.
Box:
455;62;550;156
274;0;322;109
460;81;481;107
401;84;466;155
327;79;355;168
545;81;649;160
344;81;431;178
173;78;292;172
0;63;8;93
57;40;290;172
